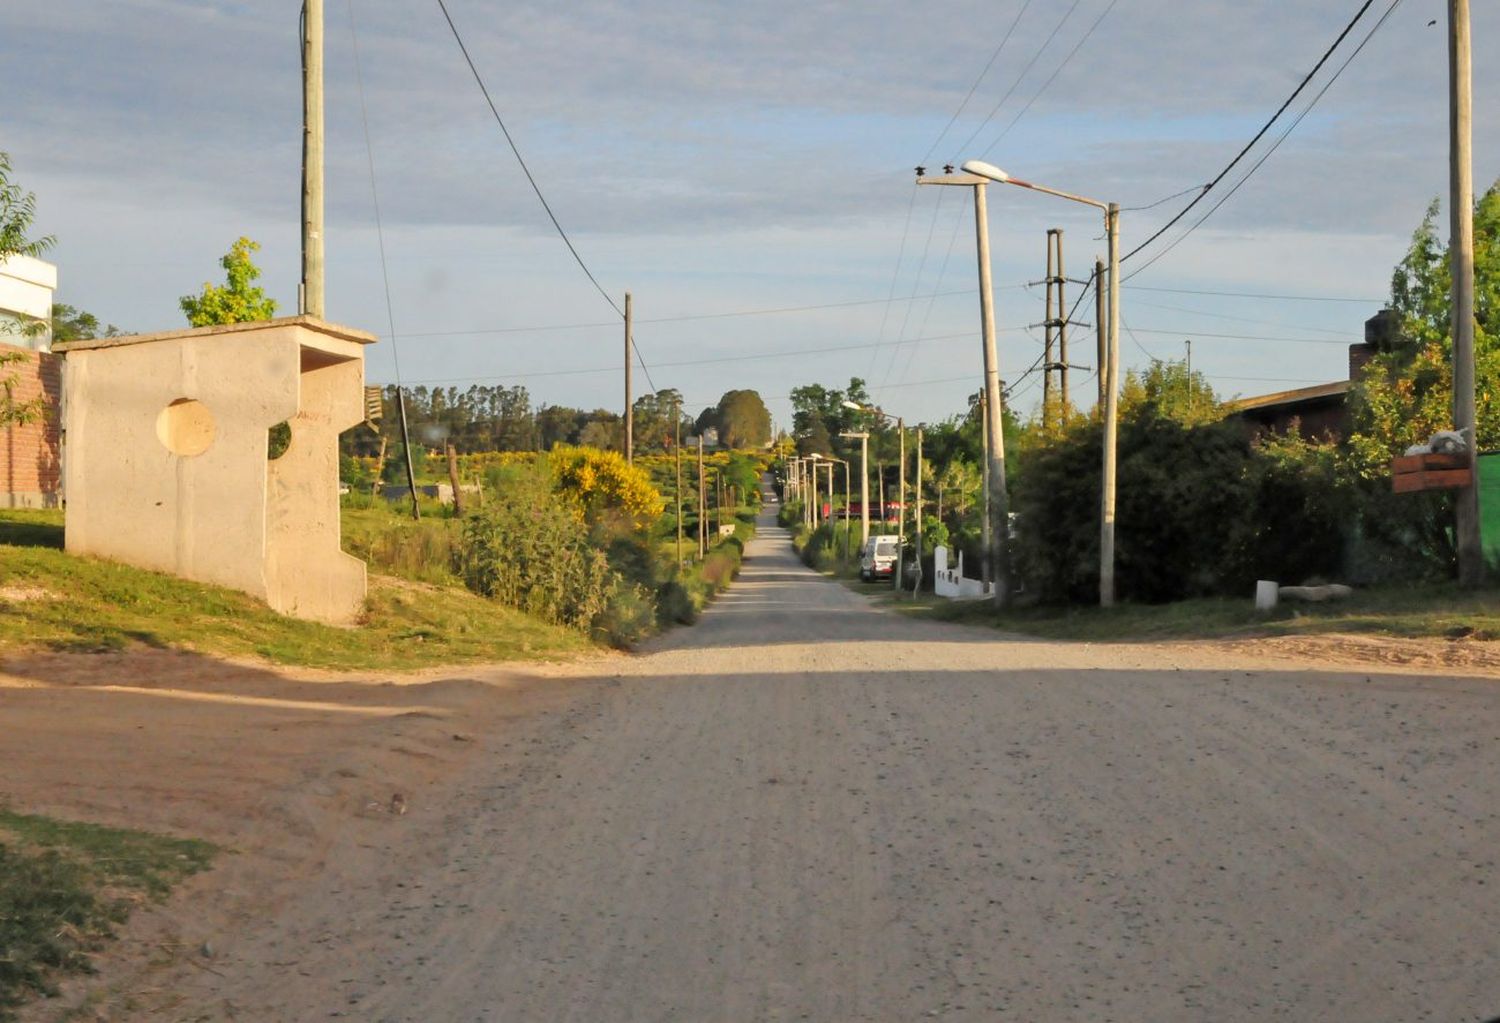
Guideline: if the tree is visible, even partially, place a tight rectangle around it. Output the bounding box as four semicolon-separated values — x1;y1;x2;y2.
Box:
714;389;771;449
0;152;54;263
1118;358;1222;427
631;388;688;453
51;303;122;342
180;237;278;327
1347;182;1500;473
1;152;53;428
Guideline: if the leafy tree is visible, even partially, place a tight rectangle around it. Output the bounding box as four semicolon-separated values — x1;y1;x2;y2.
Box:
1118;358;1223;427
179;237;278;327
51;303;122;342
0;152;53;262
796;415;834;457
631;388;688;453
714;389;771;449
1347;182;1500;473
1;152;53;428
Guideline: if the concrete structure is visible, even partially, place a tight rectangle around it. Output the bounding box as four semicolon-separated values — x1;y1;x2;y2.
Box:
934;545;992;601
0;255;60;508
57;316;376;623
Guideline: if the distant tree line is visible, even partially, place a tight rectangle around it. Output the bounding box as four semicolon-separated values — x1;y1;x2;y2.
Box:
344;384;772;459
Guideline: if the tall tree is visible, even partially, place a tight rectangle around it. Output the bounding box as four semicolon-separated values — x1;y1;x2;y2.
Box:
715;389;771;448
180;237;278;327
51;303;122;342
1348;182;1500;472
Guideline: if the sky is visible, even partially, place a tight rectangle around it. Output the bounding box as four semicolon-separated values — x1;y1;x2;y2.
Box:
3;0;1497;430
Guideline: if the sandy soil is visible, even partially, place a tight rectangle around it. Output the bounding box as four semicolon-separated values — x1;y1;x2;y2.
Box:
7;511;1500;1021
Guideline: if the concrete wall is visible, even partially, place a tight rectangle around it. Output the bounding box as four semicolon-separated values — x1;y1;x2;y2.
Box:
60;317;375;624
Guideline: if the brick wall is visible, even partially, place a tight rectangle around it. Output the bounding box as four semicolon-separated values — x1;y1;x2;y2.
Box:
1;341;62;507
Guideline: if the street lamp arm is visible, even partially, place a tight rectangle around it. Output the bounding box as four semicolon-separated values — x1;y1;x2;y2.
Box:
959;160;1108;211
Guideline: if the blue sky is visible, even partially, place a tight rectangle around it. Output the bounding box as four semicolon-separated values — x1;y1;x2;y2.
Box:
3;0;1496;428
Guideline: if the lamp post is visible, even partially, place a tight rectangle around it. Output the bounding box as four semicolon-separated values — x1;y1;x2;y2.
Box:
958;159;1121;608
844;403;905;592
808;453;824;526
916;167;1008;608
838;419;871;549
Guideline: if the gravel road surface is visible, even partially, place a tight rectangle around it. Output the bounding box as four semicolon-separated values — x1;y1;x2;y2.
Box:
163;508;1500;1022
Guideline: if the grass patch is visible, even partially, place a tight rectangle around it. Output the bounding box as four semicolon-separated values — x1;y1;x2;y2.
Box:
880;581;1500;643
0;507;591;669
0;810;216;1019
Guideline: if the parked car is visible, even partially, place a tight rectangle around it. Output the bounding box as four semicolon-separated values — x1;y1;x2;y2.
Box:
859;535;900;581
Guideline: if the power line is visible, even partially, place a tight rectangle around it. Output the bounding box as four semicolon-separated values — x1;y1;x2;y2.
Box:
978;0;1121;158
920;0;1035;164
1120;0;1381;266
867;183;921;379
432;0;658;391
1129;284;1381;303
1124;0;1404;280
949;0;1084;160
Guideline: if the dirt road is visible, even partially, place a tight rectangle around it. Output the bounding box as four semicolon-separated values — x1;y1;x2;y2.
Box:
37;509;1500;1022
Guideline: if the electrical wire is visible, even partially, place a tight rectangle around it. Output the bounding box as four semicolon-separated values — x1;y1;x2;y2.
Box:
949;0;1084;160
1124;0;1405;281
1120;0;1380;266
1129;284;1381;303
867;183;921;379
977;0;1121;158
920;0;1035;165
433;0;658;391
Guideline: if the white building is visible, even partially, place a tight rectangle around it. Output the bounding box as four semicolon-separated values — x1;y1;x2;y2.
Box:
0;254;57;350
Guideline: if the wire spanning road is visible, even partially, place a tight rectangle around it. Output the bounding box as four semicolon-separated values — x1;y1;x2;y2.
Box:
156;506;1499;1022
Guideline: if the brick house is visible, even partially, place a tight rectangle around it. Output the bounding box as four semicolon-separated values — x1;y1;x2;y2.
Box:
1;255;61;508
1227;310;1396;441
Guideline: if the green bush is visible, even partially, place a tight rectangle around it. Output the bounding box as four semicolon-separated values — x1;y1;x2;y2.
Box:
457;464;618;632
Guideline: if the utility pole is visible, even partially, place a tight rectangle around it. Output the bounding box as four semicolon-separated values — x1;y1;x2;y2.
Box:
674;404;683;572
980;391;991;589
839;431;870;548
1095;258;1106;404
1043;230;1058;423
300;0;325;319
1056;231;1069;415
917;168;1010;607
1100;203;1122;606
912;426;924;599
623;292;633;464
697;436;706;558
895;418;906;592
395;388;420;520
445;441;463;517
1450;0;1482;586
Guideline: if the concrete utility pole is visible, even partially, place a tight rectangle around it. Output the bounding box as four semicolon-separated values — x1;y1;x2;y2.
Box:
674;405;683;572
300;0;325;319
697;436;706;558
1095;258;1106;403
1100;203;1122;606
896;418;906;592
912;426;924;599
980;391;991;588
839;430;870;547
917;169;1010;607
623;292;633;464
1450;0;1482;586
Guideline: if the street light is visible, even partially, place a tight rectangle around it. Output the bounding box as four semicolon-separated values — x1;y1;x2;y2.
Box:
838;409;871;550
916;166;1010;608
959;159;1122;608
844;403;906;592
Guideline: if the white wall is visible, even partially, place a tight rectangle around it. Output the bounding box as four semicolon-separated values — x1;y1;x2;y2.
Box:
0;254;57;351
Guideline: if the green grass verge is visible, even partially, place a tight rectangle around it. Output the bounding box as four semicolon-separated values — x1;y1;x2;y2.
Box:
875;581;1500;643
0;509;590;669
0;810;216;1019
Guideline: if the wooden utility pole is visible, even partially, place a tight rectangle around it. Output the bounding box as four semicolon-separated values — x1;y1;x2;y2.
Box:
445;441;463;517
395;388;420;520
912;427;924;599
1095;258;1106;403
370;435;387;498
697;436;706;558
895;419;906;592
300;0;325;319
674;405;683;572
1450;0;1482;586
980;391;991;589
623;292;633;464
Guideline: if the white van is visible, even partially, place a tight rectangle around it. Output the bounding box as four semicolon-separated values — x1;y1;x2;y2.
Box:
859;535;900;582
